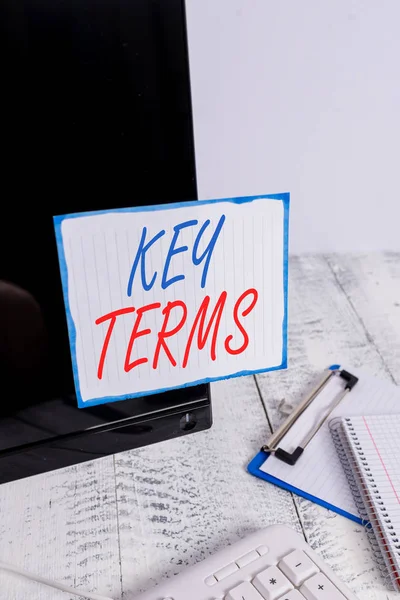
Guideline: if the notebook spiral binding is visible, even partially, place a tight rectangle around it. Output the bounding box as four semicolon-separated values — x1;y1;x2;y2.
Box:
330;417;400;590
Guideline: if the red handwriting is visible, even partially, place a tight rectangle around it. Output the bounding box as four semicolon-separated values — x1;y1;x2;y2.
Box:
95;288;259;379
153;300;188;369
182;292;227;368
124;302;161;372
95;307;135;380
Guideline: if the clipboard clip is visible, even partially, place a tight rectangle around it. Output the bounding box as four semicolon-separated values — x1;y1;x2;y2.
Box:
262;368;359;466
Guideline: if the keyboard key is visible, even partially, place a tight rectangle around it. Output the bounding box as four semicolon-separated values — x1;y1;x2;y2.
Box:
280;591;307;600
237;550;260;568
205;574;217;586
279;550;319;586
214;562;239;581
300;573;346;600
256;545;269;556
226;581;265;600
253;565;293;600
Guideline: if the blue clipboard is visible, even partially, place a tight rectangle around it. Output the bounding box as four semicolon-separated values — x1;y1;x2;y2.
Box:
247;364;363;525
247;450;362;525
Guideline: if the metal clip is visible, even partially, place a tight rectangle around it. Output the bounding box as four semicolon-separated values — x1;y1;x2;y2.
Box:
262;369;359;465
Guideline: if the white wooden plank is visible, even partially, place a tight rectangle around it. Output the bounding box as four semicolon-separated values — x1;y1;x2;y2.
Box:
113;375;302;598
0;457;121;600
256;254;400;600
325;252;400;383
257;254;397;430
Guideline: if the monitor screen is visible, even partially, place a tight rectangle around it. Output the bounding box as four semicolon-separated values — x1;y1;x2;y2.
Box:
1;0;197;410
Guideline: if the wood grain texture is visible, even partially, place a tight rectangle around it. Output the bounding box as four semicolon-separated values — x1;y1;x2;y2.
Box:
256;253;400;600
325;253;400;384
0;252;399;600
0;457;122;599
114;375;302;599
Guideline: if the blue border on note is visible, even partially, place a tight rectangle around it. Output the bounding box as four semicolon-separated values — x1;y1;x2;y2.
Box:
53;193;289;408
247;363;363;525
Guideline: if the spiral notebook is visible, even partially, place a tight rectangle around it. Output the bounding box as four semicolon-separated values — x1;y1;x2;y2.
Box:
331;415;400;591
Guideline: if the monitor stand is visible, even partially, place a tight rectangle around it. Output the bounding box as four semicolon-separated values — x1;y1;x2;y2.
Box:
0;384;212;485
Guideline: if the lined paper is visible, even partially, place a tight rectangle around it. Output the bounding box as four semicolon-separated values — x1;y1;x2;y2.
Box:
55;196;287;406
341;415;400;586
260;368;400;517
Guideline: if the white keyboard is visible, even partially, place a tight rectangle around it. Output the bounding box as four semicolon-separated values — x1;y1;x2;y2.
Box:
135;525;357;600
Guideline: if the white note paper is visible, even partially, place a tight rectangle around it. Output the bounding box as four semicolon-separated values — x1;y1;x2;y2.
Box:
54;195;288;406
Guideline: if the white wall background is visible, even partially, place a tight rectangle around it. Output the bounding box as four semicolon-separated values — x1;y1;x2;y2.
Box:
186;1;400;253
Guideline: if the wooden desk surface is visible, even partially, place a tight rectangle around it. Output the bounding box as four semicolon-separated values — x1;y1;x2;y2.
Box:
1;253;399;600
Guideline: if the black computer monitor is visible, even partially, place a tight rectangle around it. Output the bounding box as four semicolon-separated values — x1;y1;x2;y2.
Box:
1;0;211;483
